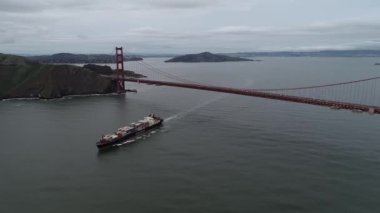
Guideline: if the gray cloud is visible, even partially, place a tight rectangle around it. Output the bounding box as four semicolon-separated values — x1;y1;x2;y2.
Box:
207;21;380;37
95;21;371;53
0;37;16;44
0;0;96;13
0;0;44;13
143;0;215;9
126;27;209;40
0;0;239;13
1;0;380;54
125;21;380;42
76;34;88;40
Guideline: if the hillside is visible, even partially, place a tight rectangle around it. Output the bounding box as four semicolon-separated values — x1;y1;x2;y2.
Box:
165;52;253;63
0;54;142;99
83;64;146;78
28;53;143;63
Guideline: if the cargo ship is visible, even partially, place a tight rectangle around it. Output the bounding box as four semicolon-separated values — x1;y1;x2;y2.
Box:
96;114;163;149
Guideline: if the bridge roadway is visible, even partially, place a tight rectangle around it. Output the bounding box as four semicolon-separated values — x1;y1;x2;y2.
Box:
121;78;380;114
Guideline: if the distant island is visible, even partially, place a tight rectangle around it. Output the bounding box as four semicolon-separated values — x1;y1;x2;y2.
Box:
28;53;143;64
375;63;380;66
0;53;144;100
165;52;254;63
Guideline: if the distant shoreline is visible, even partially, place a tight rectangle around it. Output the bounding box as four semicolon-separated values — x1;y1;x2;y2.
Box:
147;50;380;58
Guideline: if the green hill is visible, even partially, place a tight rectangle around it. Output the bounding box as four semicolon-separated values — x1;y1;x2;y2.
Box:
0;53;117;99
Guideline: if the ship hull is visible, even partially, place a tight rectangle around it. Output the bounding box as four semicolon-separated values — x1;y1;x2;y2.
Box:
96;120;163;149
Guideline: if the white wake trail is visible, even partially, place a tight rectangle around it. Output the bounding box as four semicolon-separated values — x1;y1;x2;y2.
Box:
164;94;227;122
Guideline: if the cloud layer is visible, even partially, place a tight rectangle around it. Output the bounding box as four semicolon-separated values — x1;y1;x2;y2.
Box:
1;0;380;54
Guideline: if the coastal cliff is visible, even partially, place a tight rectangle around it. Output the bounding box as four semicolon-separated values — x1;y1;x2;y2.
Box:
0;54;142;99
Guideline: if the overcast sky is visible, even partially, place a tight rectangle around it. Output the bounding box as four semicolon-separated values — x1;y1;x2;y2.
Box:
1;0;380;54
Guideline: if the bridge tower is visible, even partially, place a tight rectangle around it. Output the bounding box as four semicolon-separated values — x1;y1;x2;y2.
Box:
115;47;125;93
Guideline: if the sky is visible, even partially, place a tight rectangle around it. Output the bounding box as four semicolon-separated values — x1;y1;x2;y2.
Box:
1;0;380;54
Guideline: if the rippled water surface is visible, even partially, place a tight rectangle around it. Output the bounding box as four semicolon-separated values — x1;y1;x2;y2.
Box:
1;57;380;212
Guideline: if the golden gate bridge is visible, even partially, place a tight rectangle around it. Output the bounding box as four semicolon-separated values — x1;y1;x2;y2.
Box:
113;47;380;115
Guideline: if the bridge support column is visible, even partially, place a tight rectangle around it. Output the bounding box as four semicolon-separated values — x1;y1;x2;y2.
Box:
116;47;125;94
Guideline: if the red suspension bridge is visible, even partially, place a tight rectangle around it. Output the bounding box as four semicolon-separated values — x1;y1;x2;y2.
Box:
112;47;380;115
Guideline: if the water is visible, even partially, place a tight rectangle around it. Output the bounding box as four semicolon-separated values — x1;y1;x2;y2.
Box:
1;58;380;212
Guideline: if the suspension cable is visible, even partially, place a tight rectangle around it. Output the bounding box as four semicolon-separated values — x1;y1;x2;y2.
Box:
254;76;380;91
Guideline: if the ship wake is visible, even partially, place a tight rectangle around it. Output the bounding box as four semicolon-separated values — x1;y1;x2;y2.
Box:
164;94;227;122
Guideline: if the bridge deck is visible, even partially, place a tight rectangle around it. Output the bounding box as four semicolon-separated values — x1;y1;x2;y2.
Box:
122;78;380;114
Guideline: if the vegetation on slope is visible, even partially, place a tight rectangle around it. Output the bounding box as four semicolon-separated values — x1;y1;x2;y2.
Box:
0;53;117;99
83;64;146;78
